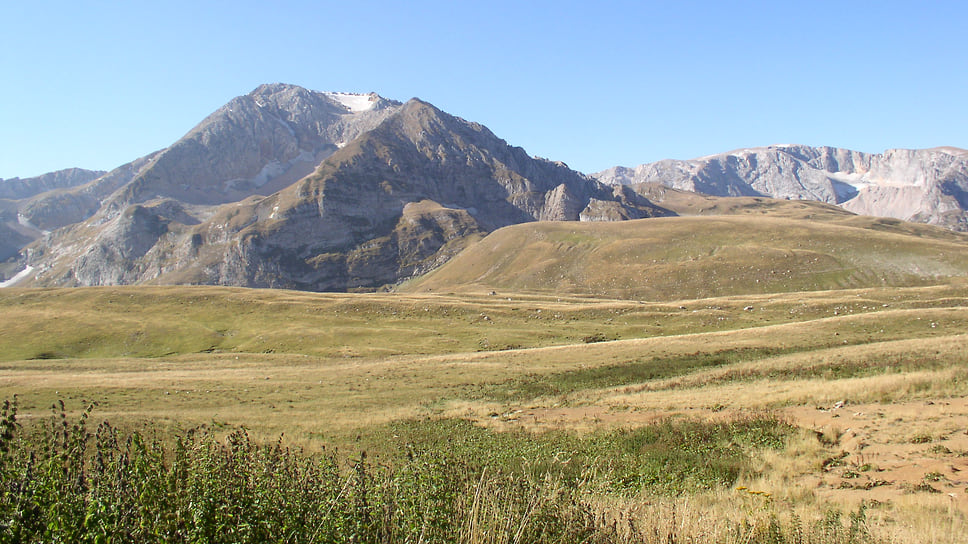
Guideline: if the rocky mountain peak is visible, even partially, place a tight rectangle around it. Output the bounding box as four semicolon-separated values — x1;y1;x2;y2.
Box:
97;85;403;213
10;86;666;290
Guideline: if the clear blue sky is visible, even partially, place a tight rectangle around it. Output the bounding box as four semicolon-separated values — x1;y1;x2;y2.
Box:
2;0;966;179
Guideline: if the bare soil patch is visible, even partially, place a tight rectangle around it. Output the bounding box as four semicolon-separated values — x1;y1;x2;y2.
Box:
787;398;968;514
485;398;968;514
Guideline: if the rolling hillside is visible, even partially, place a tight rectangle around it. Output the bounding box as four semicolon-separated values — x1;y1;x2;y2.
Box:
401;198;968;300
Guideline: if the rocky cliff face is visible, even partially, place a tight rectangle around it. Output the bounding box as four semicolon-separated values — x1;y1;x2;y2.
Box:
596;145;968;230
0;168;110;262
12;87;668;290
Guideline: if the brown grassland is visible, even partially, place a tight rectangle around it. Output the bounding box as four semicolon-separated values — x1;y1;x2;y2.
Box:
2;198;968;542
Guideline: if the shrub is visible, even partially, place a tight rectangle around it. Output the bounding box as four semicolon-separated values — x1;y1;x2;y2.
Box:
0;400;877;543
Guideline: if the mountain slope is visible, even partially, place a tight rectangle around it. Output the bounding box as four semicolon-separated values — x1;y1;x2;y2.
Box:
0;168;111;263
402;199;968;300
0;168;106;200
596;145;968;231
102;84;402;212
14;95;666;290
8;85;401;240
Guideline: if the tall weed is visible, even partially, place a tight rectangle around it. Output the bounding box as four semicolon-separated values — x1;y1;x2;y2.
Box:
0;400;878;543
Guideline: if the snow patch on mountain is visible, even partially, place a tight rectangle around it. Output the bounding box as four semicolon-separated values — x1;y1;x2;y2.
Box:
0;265;34;288
17;213;49;235
324;92;377;112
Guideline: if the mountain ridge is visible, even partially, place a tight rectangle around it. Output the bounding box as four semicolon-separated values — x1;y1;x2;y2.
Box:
7;88;665;291
595;144;968;231
0;168;106;200
3;85;967;291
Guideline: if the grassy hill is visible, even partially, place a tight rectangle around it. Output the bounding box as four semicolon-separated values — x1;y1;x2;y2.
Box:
401;199;968;300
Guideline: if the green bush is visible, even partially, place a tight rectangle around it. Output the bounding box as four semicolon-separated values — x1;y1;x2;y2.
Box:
0;400;877;543
0;399;602;543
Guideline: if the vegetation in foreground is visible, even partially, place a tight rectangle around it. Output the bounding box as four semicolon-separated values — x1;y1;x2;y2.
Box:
2;278;967;542
0;399;882;544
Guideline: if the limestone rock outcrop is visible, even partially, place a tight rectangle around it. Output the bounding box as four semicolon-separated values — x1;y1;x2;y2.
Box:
596;145;968;230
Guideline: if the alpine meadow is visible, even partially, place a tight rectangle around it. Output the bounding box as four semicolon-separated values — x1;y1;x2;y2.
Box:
2;84;968;543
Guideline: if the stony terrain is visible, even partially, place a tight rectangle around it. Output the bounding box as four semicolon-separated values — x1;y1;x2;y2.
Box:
596;145;968;230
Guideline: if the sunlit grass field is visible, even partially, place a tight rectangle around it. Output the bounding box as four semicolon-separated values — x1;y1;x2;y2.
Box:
2;279;968;542
2;282;966;433
3;202;968;542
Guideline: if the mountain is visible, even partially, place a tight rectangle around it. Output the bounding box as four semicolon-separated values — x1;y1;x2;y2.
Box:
0;85;406;270
595;145;968;231
7;85;666;290
0;168;107;262
10;87;964;292
15;86;401;233
101;84;403;213
0;168;106;200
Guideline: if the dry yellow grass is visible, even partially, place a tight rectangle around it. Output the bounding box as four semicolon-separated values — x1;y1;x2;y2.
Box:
3;283;968;435
4;223;968;541
402;212;968;300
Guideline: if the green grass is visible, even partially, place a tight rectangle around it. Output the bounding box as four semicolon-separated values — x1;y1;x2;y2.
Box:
370;414;795;496
480;347;797;402
3;282;968;364
716;350;968;384
3;399;865;544
2;283;968;443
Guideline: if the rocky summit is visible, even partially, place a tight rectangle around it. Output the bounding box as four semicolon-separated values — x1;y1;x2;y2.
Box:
5;84;666;290
595;145;968;231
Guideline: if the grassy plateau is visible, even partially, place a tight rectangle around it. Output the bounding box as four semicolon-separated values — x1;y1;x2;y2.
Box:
2;201;968;542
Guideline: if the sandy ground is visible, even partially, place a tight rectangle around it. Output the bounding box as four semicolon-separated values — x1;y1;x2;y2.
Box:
479;397;968;514
786;398;968;515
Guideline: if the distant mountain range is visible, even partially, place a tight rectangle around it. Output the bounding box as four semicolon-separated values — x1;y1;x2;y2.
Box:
0;168;106;261
0;168;106;201
595;144;968;231
2;84;965;290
